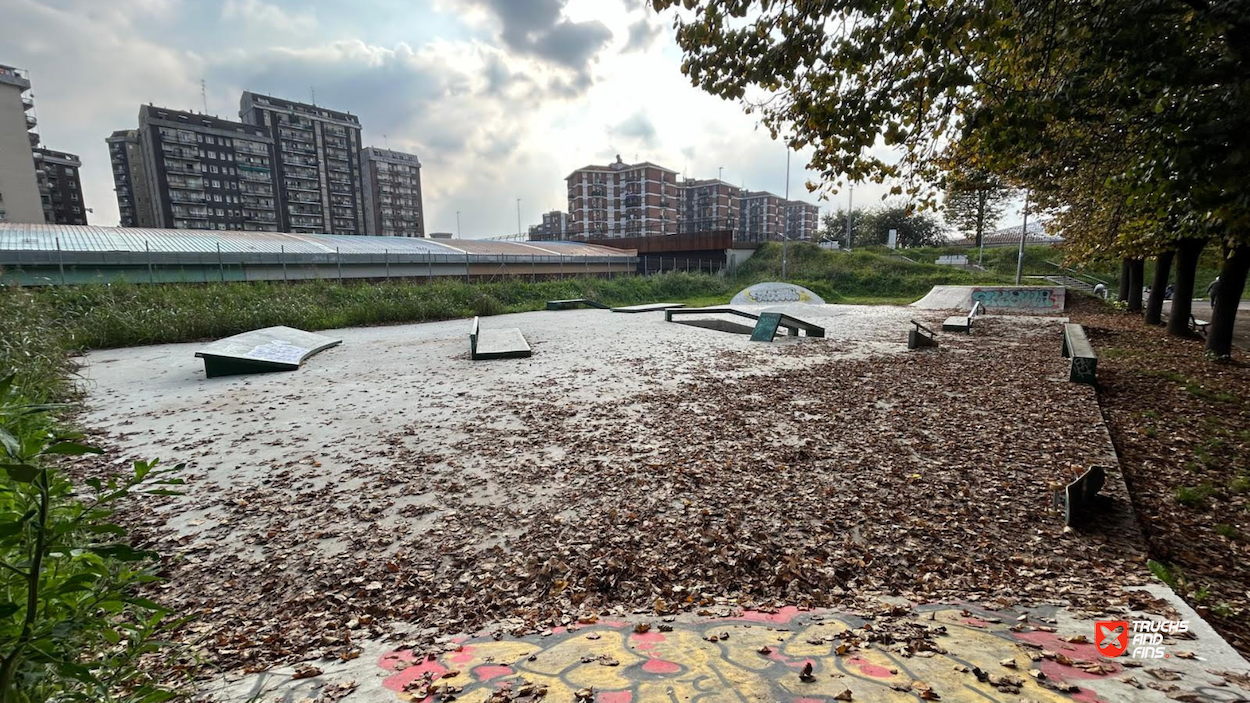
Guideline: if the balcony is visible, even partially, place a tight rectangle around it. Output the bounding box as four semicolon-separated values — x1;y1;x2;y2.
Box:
21;96;33;111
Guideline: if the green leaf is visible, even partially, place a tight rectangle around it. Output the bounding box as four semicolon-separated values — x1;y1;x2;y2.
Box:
87;544;158;562
2;463;39;483
0;426;18;457
0;603;20;619
42;441;103;456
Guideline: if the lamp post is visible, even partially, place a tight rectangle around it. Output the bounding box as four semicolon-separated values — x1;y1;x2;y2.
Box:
456;210;461;238
1015;190;1030;285
782;149;790;280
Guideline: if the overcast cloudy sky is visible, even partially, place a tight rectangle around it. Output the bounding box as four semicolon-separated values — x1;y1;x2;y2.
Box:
5;0;982;237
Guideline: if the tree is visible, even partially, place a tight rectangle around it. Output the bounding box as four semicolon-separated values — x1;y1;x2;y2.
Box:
654;0;1250;356
861;204;947;249
942;165;1010;255
819;209;866;248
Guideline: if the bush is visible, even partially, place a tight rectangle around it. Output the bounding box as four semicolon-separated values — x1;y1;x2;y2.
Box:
0;375;185;702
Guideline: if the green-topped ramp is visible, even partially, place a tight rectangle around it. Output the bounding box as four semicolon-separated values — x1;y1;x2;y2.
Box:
195;326;342;378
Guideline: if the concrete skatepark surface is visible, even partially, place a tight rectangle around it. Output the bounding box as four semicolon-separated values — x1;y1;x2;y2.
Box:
73;302;1250;701
912;285;1066;313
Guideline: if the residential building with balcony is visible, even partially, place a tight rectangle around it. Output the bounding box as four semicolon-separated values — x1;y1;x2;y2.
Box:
677;178;740;235
33;148;87;225
566;155;679;238
785;200;820;241
527;210;569;241
360;147;424;237
135;105;280;231
0;64;45;223
738;191;788;242
107;129;156;227
240;92;366;235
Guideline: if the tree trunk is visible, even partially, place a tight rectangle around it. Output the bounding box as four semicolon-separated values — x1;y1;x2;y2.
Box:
1118;258;1131;301
1205;244;1249;358
974;192;986;250
1127;258;1145;312
1145;249;1174;325
1167;238;1207;337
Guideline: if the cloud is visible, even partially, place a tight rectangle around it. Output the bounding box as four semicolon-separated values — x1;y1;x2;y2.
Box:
457;0;612;82
221;0;317;33
613;111;657;146
621;17;662;53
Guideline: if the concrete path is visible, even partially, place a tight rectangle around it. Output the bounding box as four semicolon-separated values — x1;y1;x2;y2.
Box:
1163;300;1250;349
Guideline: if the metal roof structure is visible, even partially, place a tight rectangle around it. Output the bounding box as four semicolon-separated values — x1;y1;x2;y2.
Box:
0;224;638;286
0;223;629;258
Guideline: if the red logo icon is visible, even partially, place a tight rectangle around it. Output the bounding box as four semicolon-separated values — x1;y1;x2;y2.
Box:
1096;621;1129;657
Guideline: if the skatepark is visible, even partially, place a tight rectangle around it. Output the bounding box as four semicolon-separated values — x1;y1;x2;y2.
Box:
75;285;1250;702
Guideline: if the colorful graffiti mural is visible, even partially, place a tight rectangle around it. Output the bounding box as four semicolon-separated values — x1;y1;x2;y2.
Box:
970;287;1065;311
375;606;1138;703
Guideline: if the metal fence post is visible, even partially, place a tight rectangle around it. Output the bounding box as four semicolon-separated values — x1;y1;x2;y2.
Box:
146;240;153;284
337;247;343;283
559;254;564;279
217;243;225;282
531;254;536;283
385;248;390;280
465;252;471;284
56;237;65;285
281;245;287;282
427;254;433;280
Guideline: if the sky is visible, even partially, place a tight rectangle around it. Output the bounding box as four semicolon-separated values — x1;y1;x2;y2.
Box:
4;0;1023;238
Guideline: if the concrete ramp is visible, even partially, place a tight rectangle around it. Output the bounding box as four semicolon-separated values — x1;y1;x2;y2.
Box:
195;326;342;378
912;285;1065;313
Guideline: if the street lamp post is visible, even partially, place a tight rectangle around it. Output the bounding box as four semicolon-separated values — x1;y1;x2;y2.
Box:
1015;190;1030;285
782;150;790;280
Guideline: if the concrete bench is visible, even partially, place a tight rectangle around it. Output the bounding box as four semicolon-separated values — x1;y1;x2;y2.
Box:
942;301;983;333
1060;322;1097;384
470;316;531;360
546;298;609;311
908;320;938;349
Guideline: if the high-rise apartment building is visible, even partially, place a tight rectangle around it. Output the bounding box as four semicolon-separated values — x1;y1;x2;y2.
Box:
785;201;821;241
527;210;569;241
0;65;45;223
132;105;279;231
107;129;156;227
32;148;87;225
678;178;740;234
360;147;424;237
566;156;679;238
739;191;787;242
239;92;365;235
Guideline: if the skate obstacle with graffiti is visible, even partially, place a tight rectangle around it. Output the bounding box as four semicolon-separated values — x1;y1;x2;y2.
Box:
912;286;1066;313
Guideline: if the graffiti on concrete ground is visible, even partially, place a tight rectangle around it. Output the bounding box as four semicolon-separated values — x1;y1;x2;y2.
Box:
376;606;1138;703
971;288;1063;310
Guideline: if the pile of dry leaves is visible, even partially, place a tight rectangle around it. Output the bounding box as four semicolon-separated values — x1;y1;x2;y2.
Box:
79;312;1163;678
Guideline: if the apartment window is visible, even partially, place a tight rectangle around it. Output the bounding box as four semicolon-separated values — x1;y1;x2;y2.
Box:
216;208;224;216
212;180;220;188
213;194;222;202
200;164;208;173
209;165;218;174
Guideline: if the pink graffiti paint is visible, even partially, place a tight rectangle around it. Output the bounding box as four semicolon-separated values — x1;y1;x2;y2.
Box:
448;645;476;665
961;617;990;628
630;630;666;651
784;657;816;670
380;655;448;693
847;656;893;678
473;665;513;682
725;606;804;624
642;657;680;674
599;692;633;703
1013;631;1119;681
